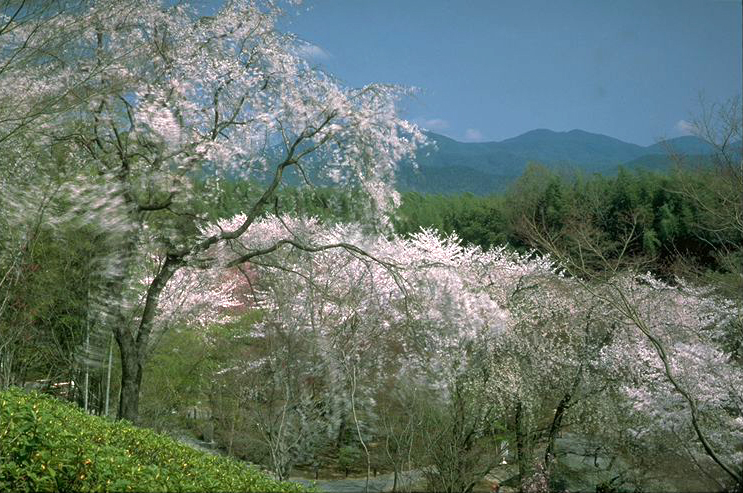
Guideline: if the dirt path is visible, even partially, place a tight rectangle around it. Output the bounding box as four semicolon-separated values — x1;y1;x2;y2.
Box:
290;470;422;493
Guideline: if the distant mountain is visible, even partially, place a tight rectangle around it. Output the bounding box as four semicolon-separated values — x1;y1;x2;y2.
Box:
409;132;525;176
221;128;723;196
496;128;645;166
644;135;716;155
399;130;720;195
395;163;503;196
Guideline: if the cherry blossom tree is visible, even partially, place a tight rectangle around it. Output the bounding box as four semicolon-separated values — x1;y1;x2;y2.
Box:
2;0;423;421
512;147;743;490
205;215;599;489
594;274;743;490
221;214;743;489
205;216;417;482
486;275;605;485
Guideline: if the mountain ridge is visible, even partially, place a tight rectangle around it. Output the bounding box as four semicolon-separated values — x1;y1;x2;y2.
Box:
396;129;727;195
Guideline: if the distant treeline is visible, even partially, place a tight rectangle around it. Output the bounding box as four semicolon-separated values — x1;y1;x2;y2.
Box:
198;162;741;288
394;163;741;285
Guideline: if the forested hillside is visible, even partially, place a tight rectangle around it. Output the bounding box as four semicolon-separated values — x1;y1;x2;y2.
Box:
212;161;742;294
394;164;742;292
394;130;732;195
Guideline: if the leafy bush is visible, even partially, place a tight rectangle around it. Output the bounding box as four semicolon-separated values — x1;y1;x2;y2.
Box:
337;445;362;477
0;387;310;492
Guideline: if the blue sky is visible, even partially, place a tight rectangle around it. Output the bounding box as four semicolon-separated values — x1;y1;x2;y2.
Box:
277;0;741;145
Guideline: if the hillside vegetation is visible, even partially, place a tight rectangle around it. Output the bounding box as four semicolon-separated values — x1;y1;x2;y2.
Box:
0;387;308;493
395;129;729;195
394;164;741;287
236;164;741;291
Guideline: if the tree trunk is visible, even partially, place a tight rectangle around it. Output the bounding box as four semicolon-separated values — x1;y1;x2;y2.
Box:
113;255;181;423
545;392;571;468
337;413;347;449
350;365;371;493
105;333;113;416
228;406;236;455
84;324;90;412
515;402;526;493
117;331;143;422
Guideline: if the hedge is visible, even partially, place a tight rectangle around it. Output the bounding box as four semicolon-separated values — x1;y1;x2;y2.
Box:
0;387;310;492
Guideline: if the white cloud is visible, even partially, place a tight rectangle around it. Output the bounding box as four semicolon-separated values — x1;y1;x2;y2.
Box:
295;42;330;61
415;118;449;131
675;119;697;136
464;128;484;141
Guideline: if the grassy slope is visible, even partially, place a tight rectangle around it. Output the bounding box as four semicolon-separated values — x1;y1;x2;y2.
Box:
0;387;310;493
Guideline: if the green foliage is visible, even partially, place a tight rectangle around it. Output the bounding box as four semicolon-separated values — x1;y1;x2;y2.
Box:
337;446;362;477
392;192;511;250
200;164;741;284
0;388;310;492
138;328;212;431
193;178;372;224
0;222;101;392
393;164;742;282
195;165;740;286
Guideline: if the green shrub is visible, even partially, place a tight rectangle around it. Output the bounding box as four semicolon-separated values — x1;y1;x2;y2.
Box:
337;445;362;477
0;387;310;492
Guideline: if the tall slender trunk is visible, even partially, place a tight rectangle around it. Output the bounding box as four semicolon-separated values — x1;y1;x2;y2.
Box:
337;413;347;449
545;392;571;468
228;398;238;455
105;333;113;416
113;255;180;423
117;330;142;422
96;375;105;415
515;401;526;492
350;365;371;493
84;324;90;412
84;278;91;412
